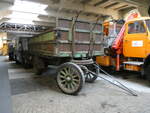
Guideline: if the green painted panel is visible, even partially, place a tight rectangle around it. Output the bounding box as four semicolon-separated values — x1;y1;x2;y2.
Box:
58;51;103;58
59;53;70;57
58;53;87;58
29;32;55;43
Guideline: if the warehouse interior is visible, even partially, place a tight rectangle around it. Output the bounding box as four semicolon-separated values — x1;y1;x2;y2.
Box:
0;0;150;113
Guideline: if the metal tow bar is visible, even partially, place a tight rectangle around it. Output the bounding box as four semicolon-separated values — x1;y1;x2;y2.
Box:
88;64;138;96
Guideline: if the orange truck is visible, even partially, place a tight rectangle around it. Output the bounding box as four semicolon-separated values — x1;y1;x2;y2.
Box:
96;17;150;80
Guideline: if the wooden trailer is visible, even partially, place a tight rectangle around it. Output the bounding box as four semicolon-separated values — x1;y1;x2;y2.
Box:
24;18;104;95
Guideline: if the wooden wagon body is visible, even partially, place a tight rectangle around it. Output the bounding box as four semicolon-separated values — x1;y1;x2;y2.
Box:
13;19;136;96
29;19;104;58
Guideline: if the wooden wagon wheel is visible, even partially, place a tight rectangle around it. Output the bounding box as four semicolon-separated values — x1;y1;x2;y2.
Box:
57;62;85;95
85;72;97;83
85;64;98;83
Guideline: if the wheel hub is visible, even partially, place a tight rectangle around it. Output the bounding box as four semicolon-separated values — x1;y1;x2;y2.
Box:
66;76;72;82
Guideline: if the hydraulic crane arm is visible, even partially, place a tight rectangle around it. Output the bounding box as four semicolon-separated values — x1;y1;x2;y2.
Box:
112;12;139;53
111;12;140;71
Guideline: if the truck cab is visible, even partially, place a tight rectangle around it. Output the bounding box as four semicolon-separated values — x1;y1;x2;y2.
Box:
122;17;150;77
97;17;150;79
123;17;150;58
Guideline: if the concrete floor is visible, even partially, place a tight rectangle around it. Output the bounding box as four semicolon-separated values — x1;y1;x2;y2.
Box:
5;57;150;113
0;56;12;113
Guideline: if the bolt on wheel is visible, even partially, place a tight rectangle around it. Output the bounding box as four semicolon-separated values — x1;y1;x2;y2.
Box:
57;62;84;95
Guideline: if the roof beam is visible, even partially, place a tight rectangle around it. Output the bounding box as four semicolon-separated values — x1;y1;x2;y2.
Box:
1;0;120;20
38;15;56;23
115;0;141;6
0;30;41;35
33;21;56;27
104;2;120;8
114;5;129;10
45;9;104;22
46;1;119;19
36;18;56;26
110;2;128;9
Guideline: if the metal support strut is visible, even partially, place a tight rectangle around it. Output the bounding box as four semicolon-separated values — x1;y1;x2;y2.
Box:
88;64;138;96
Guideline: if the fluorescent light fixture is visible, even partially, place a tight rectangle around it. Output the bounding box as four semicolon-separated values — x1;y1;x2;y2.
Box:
10;0;48;15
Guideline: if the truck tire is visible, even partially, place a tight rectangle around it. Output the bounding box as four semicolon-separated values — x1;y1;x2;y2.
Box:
33;57;45;75
57;62;85;95
144;64;150;81
23;58;31;69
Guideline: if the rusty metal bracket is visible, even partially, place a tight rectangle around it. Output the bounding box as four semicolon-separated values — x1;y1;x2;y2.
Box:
70;11;82;59
88;63;138;96
88;16;101;58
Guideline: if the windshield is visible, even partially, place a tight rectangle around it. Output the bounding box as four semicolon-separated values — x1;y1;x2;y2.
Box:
145;19;150;31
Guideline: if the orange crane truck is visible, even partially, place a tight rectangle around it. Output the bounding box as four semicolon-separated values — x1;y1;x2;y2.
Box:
96;17;150;80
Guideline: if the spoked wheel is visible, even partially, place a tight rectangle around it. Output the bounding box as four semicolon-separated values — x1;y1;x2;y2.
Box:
57;62;85;95
85;72;97;83
85;64;98;83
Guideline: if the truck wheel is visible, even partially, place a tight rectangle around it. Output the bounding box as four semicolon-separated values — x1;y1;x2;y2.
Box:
144;64;150;81
33;57;45;75
15;60;20;64
57;62;85;95
23;58;30;69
